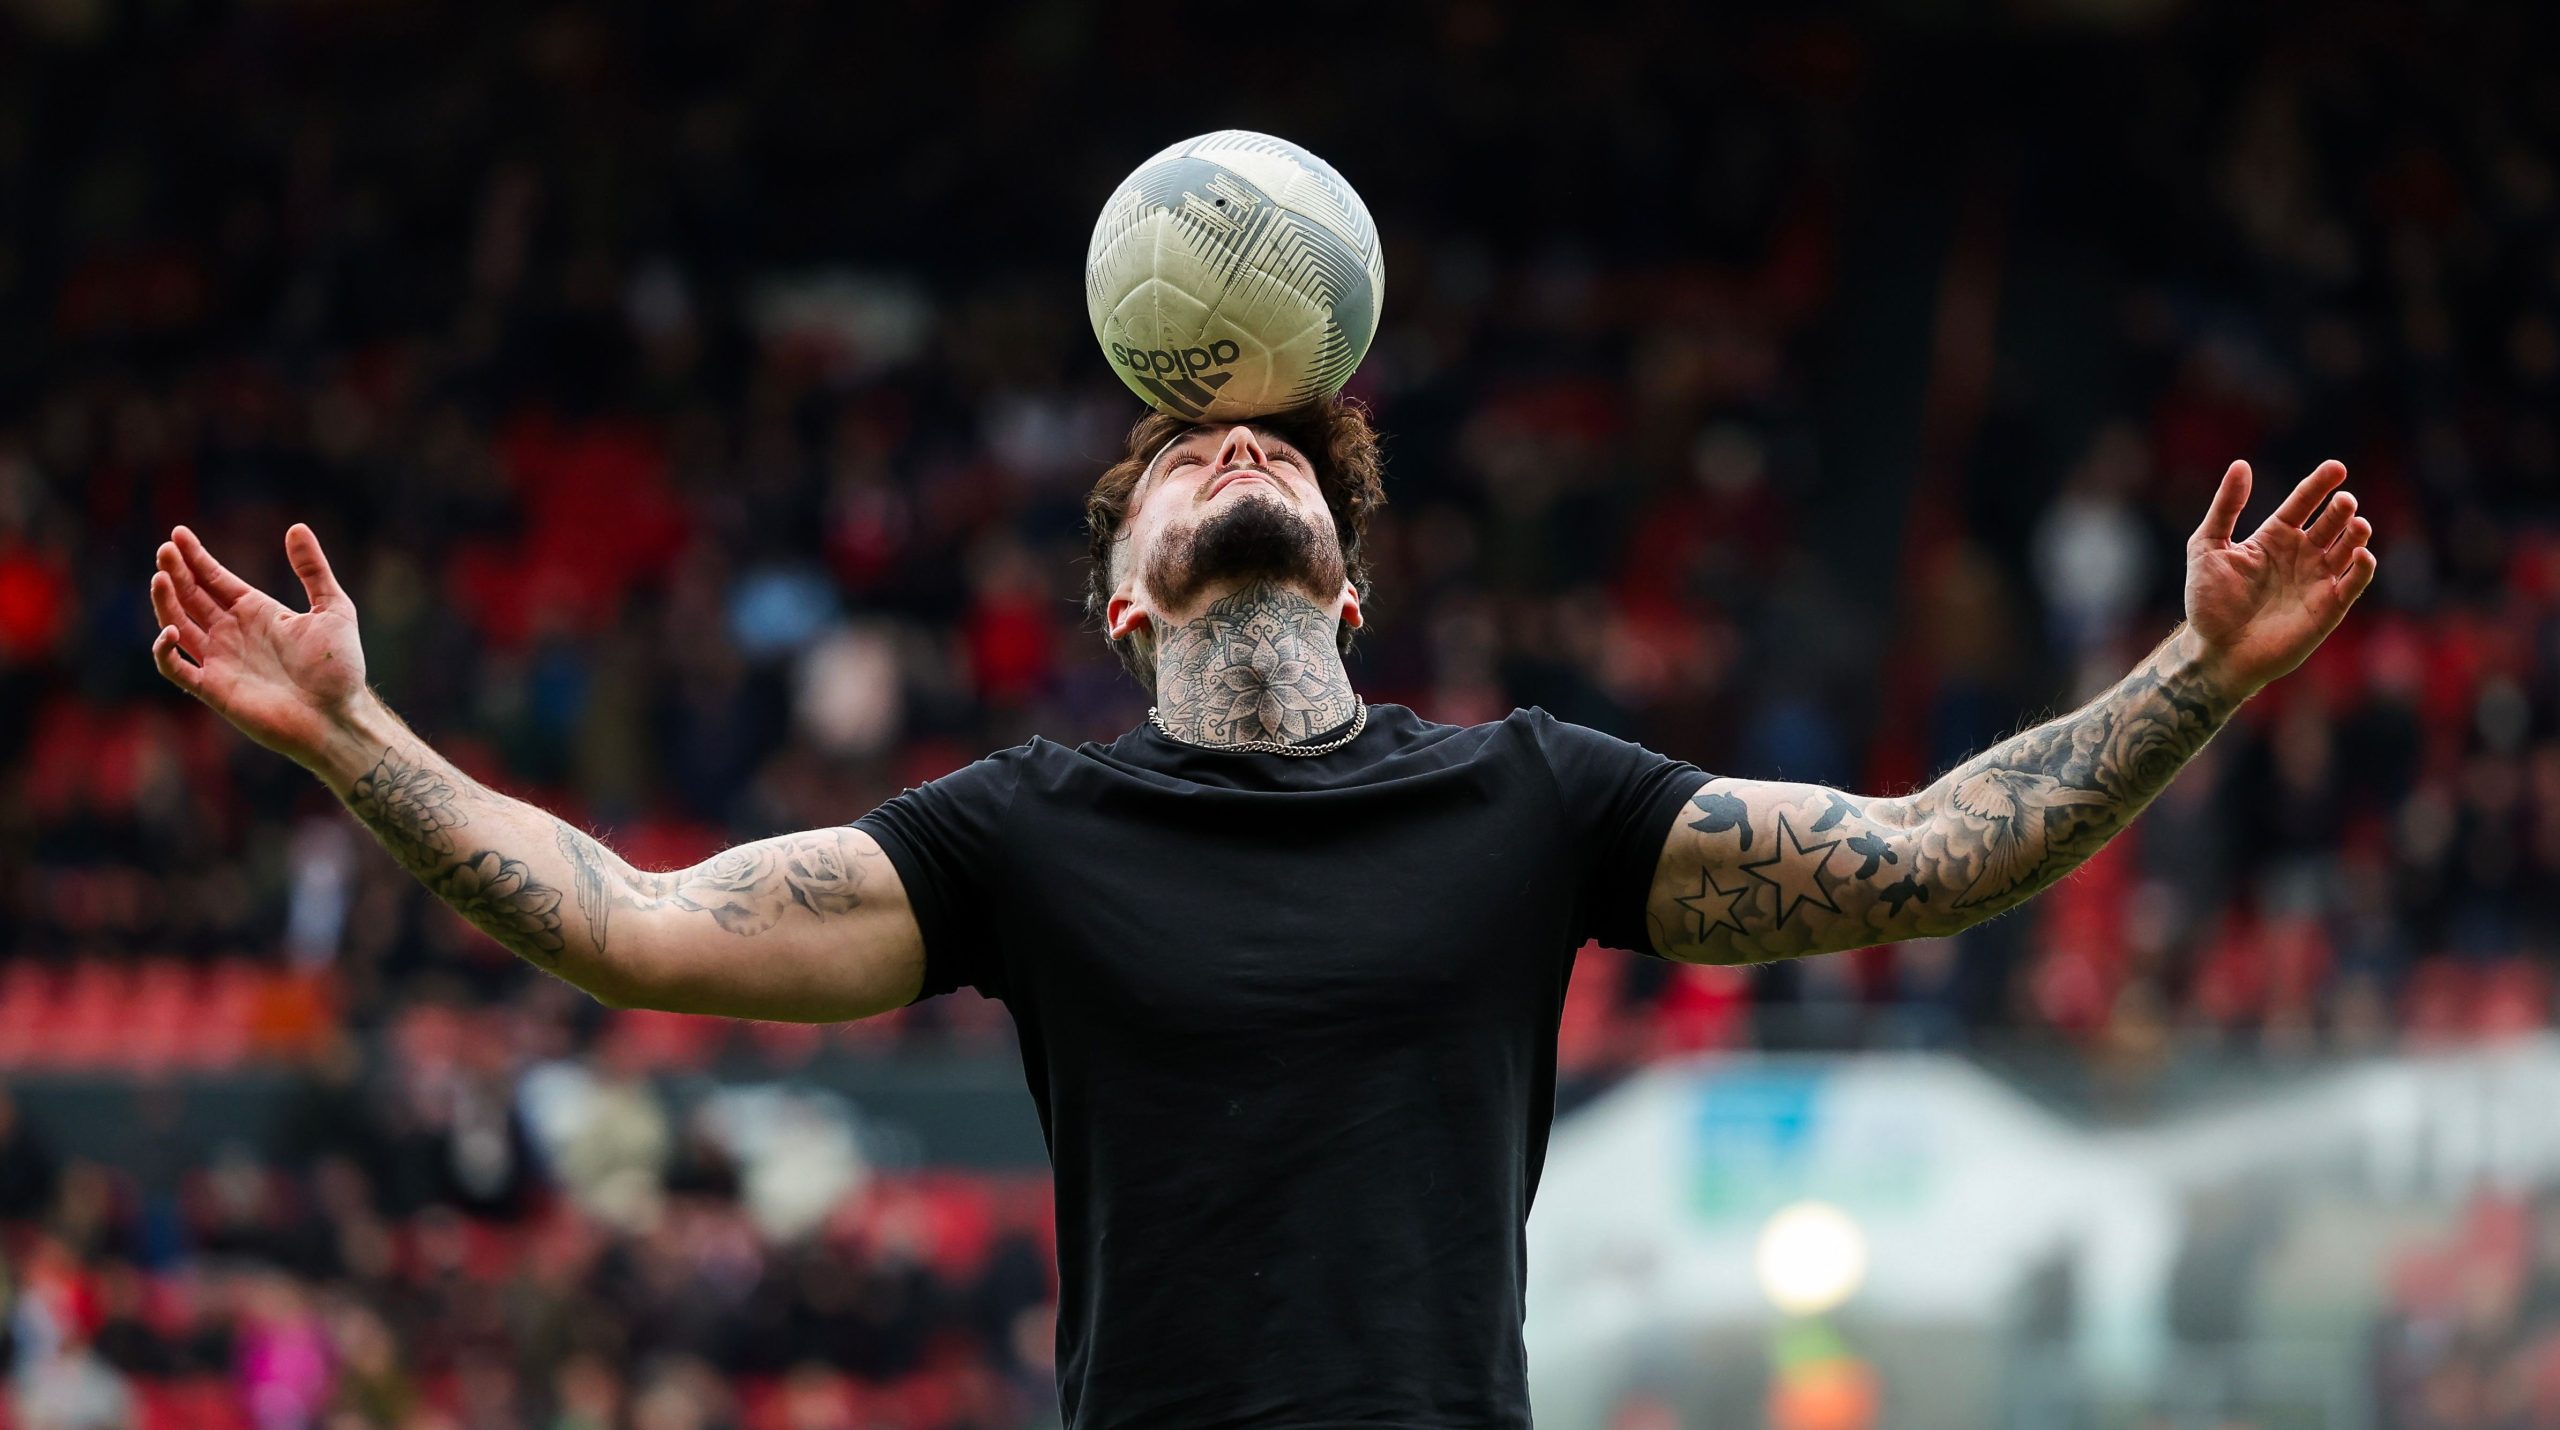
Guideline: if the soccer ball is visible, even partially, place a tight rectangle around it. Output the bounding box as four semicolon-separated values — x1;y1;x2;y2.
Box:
1085;130;1385;423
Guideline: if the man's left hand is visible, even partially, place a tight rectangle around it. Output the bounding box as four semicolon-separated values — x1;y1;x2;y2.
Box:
2183;458;2379;694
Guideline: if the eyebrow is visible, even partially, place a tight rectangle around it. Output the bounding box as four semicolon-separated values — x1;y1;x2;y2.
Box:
1163;430;1301;461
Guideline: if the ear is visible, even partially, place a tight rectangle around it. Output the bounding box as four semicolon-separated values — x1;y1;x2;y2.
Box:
1336;582;1363;631
1105;593;1151;642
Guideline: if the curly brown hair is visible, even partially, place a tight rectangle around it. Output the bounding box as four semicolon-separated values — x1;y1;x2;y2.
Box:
1083;398;1387;694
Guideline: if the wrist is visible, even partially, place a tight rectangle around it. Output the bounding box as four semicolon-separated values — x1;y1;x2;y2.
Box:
2167;624;2258;712
302;689;405;793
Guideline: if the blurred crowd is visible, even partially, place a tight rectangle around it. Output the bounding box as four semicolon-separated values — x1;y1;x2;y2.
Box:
0;1011;1060;1430
2376;1190;2560;1430
0;0;1871;1061
1946;0;2560;1073
3;0;2560;1421
5;2;2551;1061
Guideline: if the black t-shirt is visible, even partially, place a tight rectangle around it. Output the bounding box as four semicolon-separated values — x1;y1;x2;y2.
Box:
855;704;1706;1430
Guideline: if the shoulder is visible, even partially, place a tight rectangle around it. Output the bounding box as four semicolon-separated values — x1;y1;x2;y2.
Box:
1356;704;1585;779
876;739;1051;813
938;738;1051;780
1502;705;1659;748
1499;705;1619;756
1507;706;1702;789
1359;703;1535;766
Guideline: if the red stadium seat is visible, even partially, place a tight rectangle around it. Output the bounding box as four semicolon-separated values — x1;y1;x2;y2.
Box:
49;964;138;1069
2403;960;2482;1050
604;1009;729;1070
138;1378;250;1430
0;962;56;1067
1653;961;1749;1056
2475;960;2550;1041
746;1018;825;1068
1556;942;1629;1074
120;960;198;1073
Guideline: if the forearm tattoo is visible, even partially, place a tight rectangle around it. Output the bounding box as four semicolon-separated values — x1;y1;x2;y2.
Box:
1152;580;1360;747
344;747;873;969
1647;631;2241;964
348;753;468;873
555;820;615;951
346;749;564;961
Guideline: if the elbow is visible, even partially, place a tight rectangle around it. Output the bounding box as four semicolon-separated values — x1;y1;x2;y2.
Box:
575;927;674;1012
585;983;636;1012
576;967;654;1013
1910;898;2001;943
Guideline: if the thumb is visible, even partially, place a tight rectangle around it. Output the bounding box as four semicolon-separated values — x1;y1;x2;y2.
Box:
2192;460;2251;546
285;524;352;613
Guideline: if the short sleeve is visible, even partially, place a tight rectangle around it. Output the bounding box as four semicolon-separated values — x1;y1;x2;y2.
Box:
1528;709;1711;955
853;750;1025;1003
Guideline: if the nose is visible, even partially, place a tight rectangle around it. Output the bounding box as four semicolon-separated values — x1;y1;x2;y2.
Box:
1212;425;1269;473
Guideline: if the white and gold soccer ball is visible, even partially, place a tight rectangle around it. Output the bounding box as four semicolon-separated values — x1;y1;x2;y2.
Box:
1085;130;1385;422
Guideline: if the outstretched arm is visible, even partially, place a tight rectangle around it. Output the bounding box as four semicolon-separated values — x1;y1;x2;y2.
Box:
148;524;925;1019
1645;457;2379;965
1645;624;2238;960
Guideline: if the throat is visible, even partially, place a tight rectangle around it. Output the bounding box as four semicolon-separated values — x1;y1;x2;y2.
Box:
1152;581;1360;748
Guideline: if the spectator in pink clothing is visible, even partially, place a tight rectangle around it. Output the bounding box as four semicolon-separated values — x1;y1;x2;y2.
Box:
236;1273;332;1430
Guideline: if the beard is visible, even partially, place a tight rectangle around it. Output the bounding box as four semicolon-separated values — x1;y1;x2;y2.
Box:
1142;491;1346;613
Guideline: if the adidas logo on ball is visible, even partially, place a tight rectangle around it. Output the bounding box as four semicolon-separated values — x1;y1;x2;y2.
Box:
1087;131;1384;420
1110;340;1242;382
1108;339;1241;418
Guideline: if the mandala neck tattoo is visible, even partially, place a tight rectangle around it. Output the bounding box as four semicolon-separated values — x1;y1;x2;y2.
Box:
1150;580;1362;750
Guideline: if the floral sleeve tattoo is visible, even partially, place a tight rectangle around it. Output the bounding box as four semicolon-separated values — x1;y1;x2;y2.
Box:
552;822;874;949
343;747;875;968
1646;629;2241;964
345;750;565;961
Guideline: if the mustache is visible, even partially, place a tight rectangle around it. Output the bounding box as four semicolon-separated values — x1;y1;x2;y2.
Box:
1204;466;1277;499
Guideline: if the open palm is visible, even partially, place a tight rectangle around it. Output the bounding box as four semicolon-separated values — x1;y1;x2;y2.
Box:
149;524;367;765
2184;459;2379;692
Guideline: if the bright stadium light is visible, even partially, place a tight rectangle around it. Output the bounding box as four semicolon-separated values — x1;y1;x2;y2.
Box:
1754;1201;1869;1316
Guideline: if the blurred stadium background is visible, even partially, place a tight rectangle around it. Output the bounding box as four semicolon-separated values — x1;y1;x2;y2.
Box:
4;0;2559;1426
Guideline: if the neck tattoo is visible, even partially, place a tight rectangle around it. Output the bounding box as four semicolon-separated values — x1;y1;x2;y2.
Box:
1150;581;1362;750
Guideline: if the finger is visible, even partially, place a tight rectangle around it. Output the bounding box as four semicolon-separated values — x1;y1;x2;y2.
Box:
2268;459;2348;529
2327;516;2373;574
2193;461;2252;545
150;571;212;653
156;543;222;627
284;523;350;613
2333;546;2378;605
151;626;204;695
2305;490;2357;550
170;525;255;608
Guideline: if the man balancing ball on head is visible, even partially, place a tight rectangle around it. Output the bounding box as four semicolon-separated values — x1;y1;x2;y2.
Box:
147;401;2376;1426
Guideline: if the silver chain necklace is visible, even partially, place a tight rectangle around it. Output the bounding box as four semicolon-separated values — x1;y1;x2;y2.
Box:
1147;701;1368;757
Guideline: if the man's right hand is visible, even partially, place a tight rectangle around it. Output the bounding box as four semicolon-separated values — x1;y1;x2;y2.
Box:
149;523;369;769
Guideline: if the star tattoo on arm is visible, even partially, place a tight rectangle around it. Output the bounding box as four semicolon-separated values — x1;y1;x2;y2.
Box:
1740;812;1842;928
1674;868;1751;941
1645;625;2247;966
